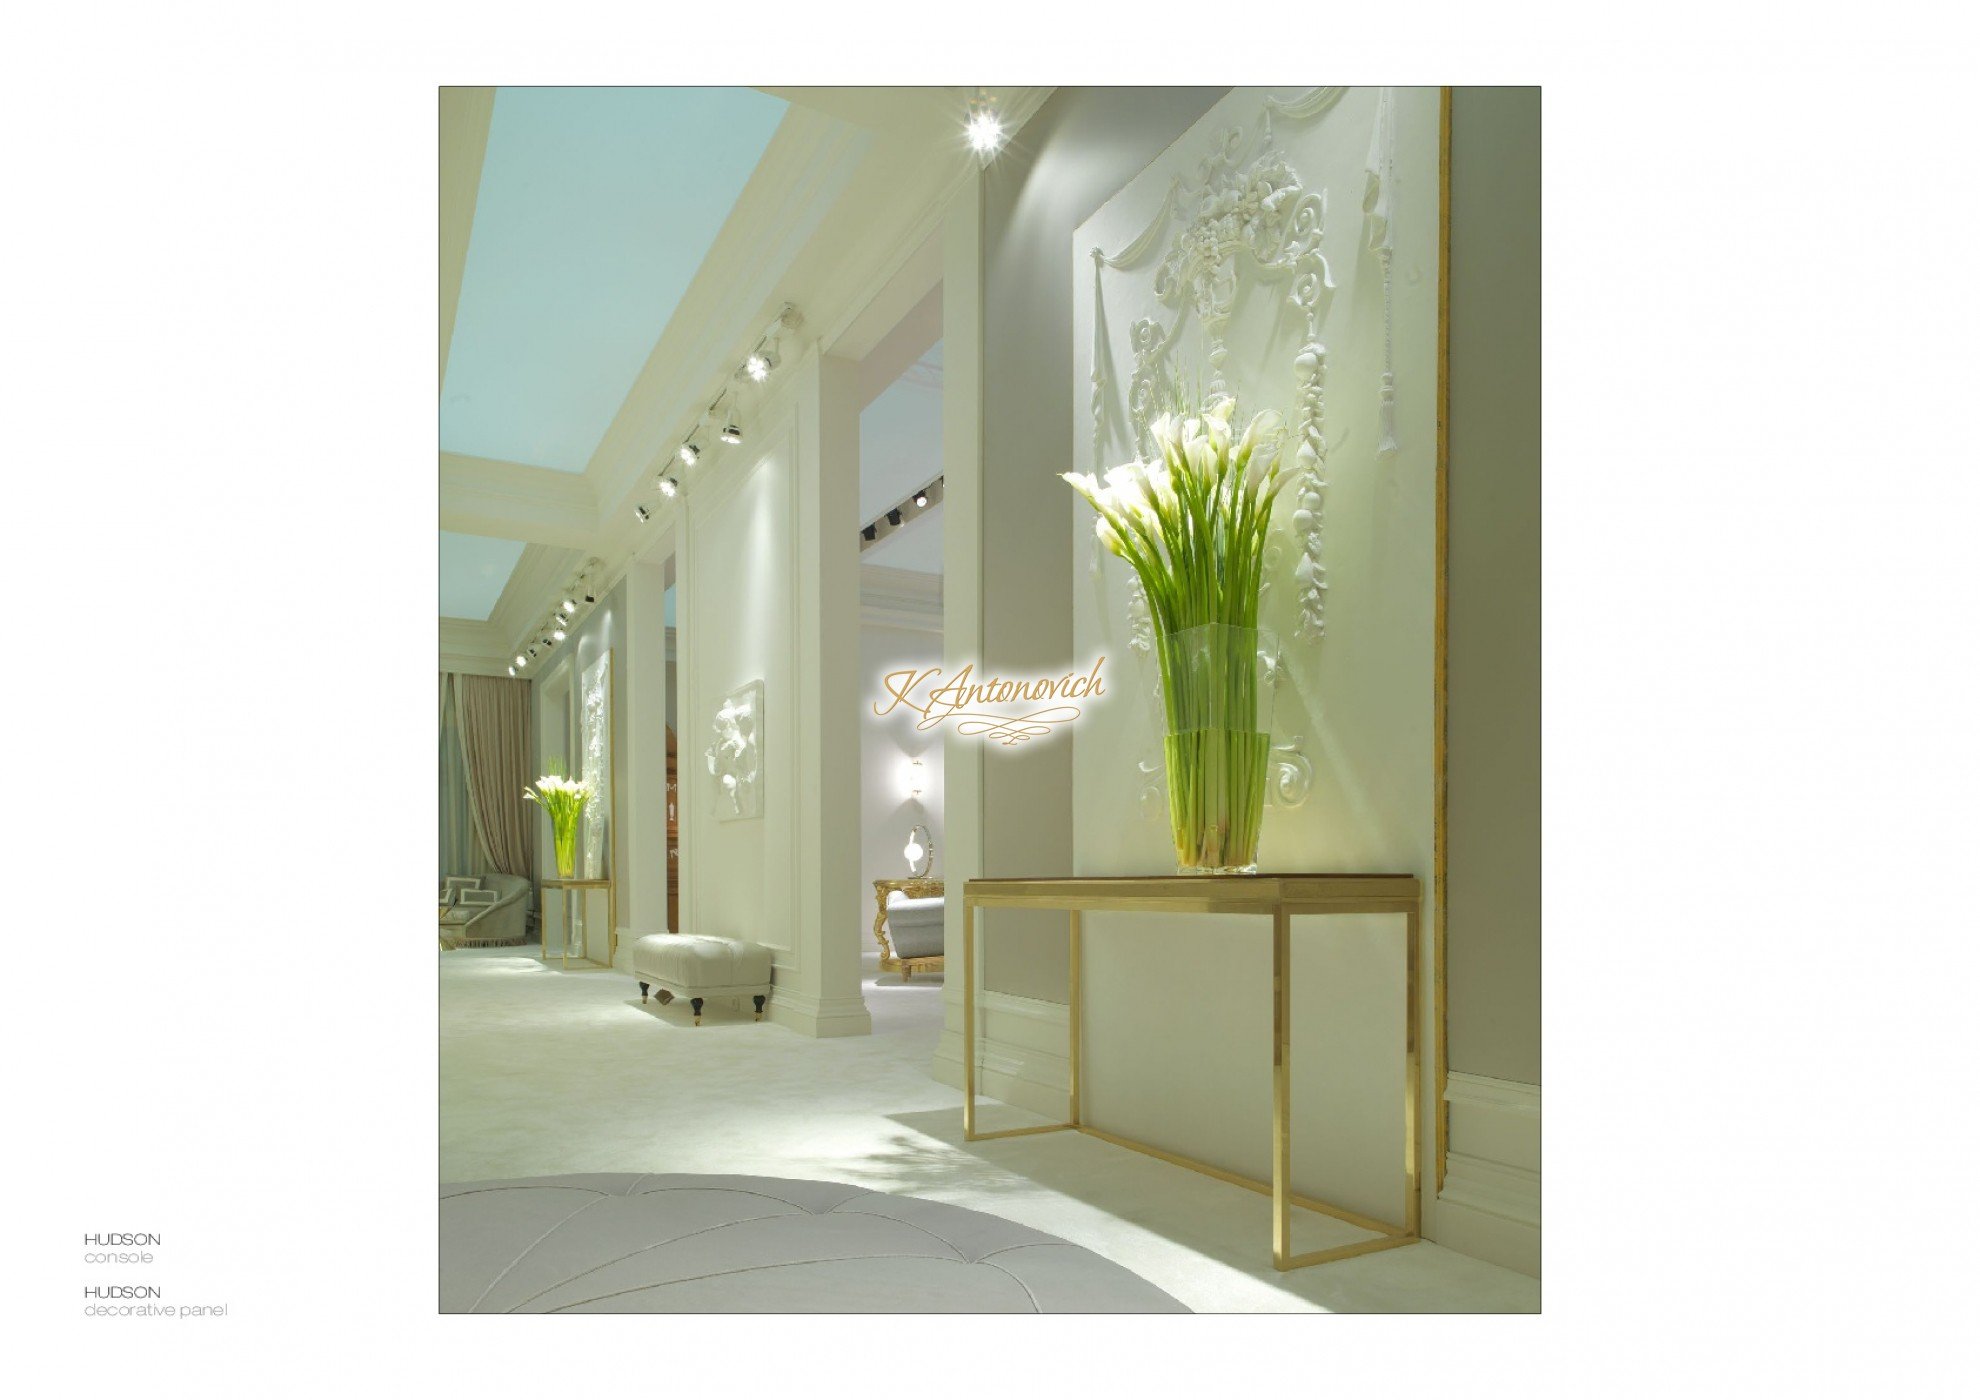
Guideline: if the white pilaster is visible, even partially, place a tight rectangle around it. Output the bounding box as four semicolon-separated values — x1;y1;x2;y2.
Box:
617;557;671;959
937;175;985;1079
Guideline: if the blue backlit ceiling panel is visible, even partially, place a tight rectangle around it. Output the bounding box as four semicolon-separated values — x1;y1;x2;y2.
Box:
443;87;789;472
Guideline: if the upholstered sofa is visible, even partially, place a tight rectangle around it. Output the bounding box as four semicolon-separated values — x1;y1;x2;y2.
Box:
438;873;531;947
880;894;945;979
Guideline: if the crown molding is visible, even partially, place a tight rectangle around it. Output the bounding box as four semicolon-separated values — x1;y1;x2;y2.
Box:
860;563;943;631
439;617;511;675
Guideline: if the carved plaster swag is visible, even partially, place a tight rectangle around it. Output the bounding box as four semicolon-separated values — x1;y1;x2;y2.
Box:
1087;87;1398;814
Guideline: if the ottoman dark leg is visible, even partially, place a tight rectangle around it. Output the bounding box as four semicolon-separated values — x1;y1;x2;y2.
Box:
639;981;649;1002
690;997;704;1026
657;988;674;1004
753;995;766;1020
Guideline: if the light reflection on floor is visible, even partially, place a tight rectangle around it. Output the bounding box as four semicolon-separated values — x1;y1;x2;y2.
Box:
440;942;1538;1312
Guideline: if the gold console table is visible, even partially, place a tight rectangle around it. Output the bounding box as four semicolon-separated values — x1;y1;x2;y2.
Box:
962;874;1421;1272
539;876;616;970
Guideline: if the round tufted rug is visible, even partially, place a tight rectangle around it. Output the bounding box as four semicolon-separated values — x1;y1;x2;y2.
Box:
440;1172;1188;1313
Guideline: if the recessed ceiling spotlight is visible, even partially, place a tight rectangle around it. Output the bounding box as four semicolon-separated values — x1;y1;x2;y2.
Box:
965;90;1004;158
635;505;651;523
659;475;680;498
515;654;526;669
553;626;567;641
887;508;903;527
862;524;877;542
679;441;700;466
721;419;743;445
914;488;929;508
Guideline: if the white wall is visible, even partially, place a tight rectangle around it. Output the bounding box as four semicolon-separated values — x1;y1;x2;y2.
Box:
859;620;945;953
679;412;789;961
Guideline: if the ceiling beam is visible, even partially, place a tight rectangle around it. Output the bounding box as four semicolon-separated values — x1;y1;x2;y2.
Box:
441;451;597;550
440;617;512;675
439;87;496;392
583;105;873;518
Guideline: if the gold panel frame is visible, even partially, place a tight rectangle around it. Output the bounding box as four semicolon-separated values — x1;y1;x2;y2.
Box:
961;874;1421;1272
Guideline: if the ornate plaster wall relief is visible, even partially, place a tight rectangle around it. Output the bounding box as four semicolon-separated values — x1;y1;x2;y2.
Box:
579;651;612;877
1088;89;1349;653
705;679;763;821
1364;86;1399;460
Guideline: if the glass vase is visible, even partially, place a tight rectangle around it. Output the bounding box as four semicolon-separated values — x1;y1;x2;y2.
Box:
1155;624;1278;875
553;822;578;880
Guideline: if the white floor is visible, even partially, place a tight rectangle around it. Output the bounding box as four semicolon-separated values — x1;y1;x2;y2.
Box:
440;942;1539;1313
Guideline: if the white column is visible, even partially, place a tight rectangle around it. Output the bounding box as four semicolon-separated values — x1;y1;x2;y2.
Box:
778;349;871;1036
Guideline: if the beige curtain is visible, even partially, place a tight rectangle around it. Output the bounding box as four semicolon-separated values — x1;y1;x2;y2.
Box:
456;674;535;878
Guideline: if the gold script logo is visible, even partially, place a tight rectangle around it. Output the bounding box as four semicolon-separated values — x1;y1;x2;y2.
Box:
873;658;1108;745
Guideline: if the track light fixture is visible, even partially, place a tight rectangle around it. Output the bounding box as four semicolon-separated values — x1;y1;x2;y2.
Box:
738;305;798;385
515;654;526;669
721;418;743;445
859;475;944;548
679;441;700;466
585;588;596;604
635;505;651;523
658;475;679;498
561;596;576;614
553;626;567;641
508;665;517;677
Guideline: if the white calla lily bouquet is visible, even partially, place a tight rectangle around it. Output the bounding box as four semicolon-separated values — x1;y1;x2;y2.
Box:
1065;394;1288;872
524;769;593;879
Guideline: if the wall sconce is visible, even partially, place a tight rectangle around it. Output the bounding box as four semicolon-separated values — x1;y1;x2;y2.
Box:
904;824;933;878
904;756;925;799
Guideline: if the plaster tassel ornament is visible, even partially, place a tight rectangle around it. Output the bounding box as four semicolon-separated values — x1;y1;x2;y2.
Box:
1292;344;1329;640
1364;86;1400;460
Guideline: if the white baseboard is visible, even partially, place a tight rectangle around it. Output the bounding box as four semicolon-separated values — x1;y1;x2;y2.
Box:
1435;1072;1540;1277
767;988;873;1038
929;989;1071;1121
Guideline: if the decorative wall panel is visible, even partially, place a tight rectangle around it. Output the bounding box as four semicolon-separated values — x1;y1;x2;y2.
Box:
579;650;612;879
706;679;764;822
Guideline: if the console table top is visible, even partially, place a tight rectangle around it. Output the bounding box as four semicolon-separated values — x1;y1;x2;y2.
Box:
963;873;1419;912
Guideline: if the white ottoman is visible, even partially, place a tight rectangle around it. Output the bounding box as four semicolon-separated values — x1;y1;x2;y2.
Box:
632;933;773;1026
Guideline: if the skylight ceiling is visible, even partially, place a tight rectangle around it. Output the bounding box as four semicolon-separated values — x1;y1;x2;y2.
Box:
439;532;528;620
442;87;789;472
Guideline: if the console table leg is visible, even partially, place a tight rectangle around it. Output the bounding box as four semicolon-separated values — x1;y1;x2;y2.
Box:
1404;903;1422;1236
962;899;977;1139
1271;903;1293;1269
1068;909;1083;1128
